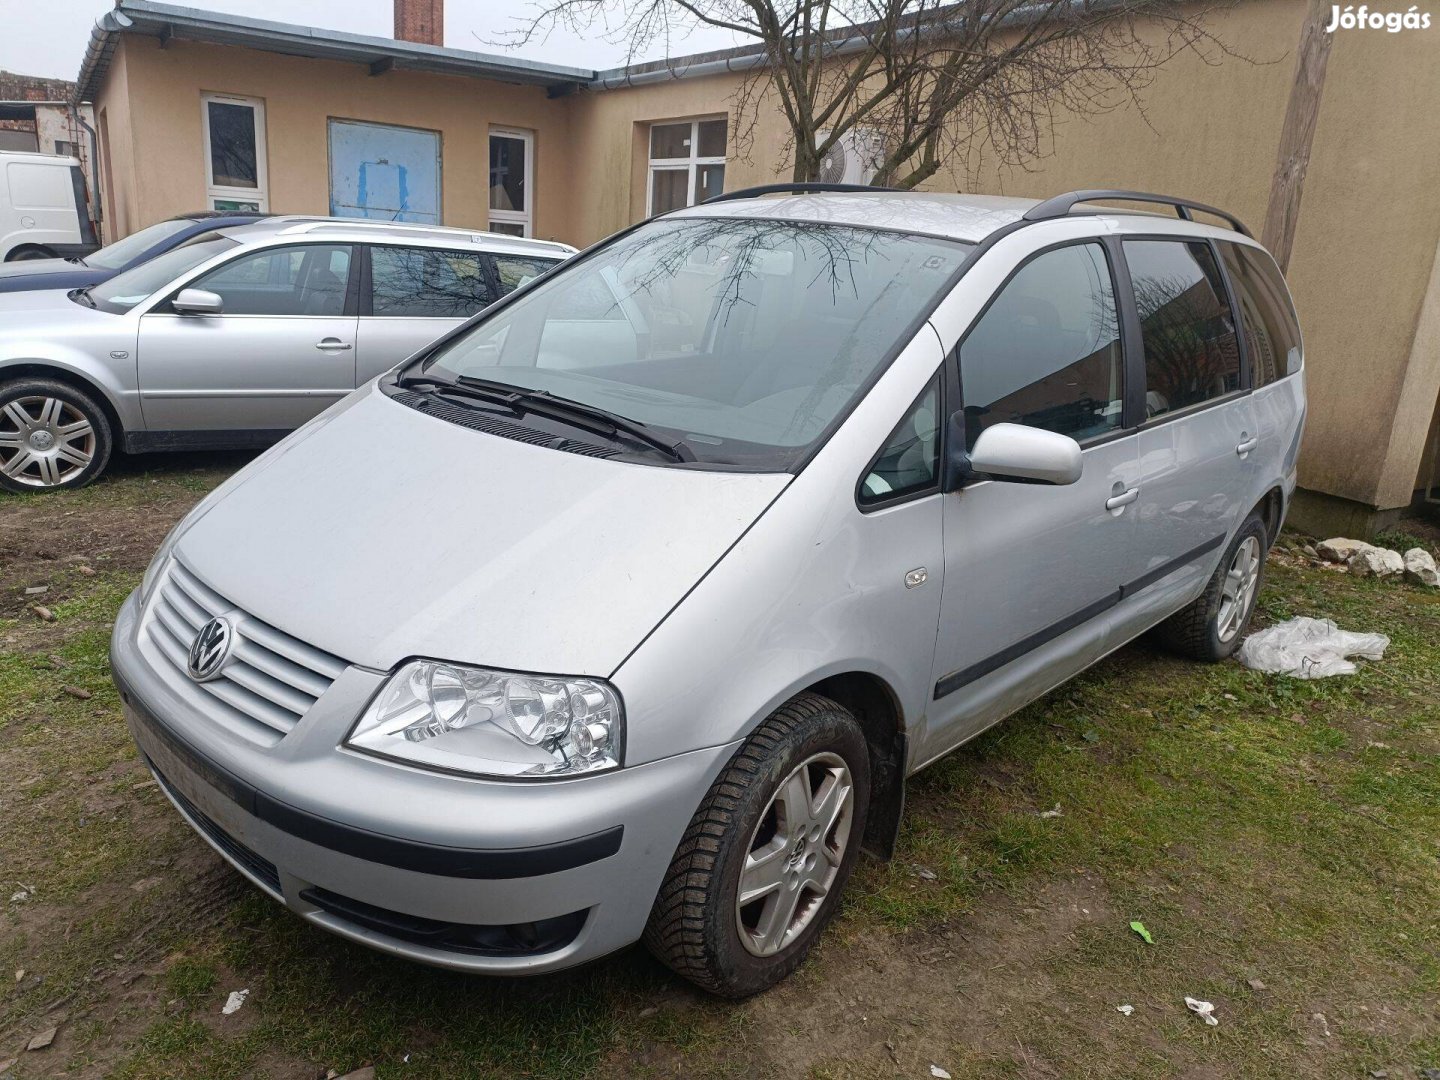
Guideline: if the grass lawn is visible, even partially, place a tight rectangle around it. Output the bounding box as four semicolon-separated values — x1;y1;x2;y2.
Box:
1;455;1437;1078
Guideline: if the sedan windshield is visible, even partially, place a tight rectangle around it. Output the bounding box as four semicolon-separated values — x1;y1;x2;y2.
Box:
421;217;969;469
84;217;195;271
87;233;238;313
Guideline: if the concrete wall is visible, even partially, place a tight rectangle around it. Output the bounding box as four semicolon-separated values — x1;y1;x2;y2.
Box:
95;36;577;242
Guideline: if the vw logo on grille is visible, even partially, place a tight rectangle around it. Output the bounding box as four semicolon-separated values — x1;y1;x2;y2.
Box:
187;617;234;682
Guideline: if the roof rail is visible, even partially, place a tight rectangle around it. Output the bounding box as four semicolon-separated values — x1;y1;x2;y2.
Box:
1022;189;1252;237
703;182;903;204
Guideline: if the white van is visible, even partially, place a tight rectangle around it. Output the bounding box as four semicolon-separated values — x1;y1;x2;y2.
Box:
0;151;99;262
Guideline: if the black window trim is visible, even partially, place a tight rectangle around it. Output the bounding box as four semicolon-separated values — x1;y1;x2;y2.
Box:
1115;232;1254;434
854;364;947;513
945;235;1136;475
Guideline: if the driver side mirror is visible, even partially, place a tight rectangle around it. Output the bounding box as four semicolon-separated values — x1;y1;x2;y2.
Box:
172;288;224;316
948;421;1083;487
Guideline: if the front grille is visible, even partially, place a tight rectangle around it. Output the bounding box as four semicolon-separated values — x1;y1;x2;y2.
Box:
147;755;283;896
145;559;346;746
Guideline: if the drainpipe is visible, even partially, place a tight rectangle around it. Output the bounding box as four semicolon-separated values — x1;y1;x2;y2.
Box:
72;105;103;242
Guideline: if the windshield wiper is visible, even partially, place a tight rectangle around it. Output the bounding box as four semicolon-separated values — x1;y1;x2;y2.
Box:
455;375;696;463
395;374;523;414
69;287;96;309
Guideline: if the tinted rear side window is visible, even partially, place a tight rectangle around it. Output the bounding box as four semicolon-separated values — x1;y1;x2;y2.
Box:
491;254;560;296
370;246;497;318
1125;240;1241;418
1217;242;1301;386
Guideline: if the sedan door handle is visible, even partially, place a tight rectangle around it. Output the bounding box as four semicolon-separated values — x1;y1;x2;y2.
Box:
1236;435;1259;456
1105;486;1140;511
315;338;353;352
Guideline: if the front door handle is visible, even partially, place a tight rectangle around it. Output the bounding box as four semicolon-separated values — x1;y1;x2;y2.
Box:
315;338;353;352
1106;486;1140;511
1236;435;1258;456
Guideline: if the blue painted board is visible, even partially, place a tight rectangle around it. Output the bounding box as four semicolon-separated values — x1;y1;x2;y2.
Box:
328;119;441;223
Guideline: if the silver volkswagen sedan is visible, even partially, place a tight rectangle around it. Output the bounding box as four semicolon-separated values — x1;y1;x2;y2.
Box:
111;187;1305;996
0;217;574;492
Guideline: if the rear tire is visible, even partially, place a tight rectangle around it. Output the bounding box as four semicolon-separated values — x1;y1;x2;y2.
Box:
1155;513;1268;661
0;378;113;493
644;693;870;997
6;245;57;261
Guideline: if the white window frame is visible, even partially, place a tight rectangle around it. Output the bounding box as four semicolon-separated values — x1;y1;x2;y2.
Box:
646;116;727;217
200;92;269;212
488;128;534;238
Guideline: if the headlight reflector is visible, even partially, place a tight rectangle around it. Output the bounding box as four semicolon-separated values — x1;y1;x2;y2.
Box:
347;660;622;778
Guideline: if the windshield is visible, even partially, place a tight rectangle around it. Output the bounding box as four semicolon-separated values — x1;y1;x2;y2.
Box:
87;233;239;313
85;217;195;271
420;217;969;469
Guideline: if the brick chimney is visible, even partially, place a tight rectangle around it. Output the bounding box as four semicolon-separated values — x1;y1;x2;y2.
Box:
394;0;443;46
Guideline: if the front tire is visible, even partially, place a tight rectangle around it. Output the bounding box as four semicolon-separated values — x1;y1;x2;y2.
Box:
0;378;113;493
644;693;870;997
6;245;57;261
1155;513;1269;661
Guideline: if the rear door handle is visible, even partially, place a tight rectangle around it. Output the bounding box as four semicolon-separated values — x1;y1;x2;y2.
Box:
1236;435;1258;456
1105;487;1140;511
315;338;353;352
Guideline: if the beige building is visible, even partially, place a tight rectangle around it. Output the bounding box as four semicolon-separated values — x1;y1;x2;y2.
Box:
75;0;1440;534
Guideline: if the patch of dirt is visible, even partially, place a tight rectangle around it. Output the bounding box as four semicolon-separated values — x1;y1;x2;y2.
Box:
0;451;252;614
600;875;1123;1079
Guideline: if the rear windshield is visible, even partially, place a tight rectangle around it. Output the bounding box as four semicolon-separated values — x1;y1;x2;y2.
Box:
85;217;194;271
420;217;969;469
87;233;238;313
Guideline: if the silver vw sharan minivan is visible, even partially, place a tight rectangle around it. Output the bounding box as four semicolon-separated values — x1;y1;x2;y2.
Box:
111;187;1305;996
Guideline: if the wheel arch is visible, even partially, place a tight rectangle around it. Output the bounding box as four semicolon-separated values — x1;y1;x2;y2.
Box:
1250;485;1285;545
0;361;128;444
803;670;907;861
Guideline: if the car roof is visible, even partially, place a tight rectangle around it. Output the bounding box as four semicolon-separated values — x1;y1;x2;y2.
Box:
213;215;578;258
670;190;1251;246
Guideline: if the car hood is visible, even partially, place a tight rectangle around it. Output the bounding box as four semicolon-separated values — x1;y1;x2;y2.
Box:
172;386;791;676
0;286;108;318
0;266;106;293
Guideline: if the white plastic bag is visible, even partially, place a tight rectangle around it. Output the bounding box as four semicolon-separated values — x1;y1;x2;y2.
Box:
1237;616;1388;678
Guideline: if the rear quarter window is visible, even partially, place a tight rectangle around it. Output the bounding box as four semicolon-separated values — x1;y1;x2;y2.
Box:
1217;242;1302;386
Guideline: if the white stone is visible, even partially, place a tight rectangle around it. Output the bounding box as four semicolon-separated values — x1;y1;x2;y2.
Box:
1316;537;1374;563
1349;547;1404;579
1403;547;1439;587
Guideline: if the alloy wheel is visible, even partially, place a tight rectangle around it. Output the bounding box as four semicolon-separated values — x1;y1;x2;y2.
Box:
0;395;97;488
735;751;855;957
1217;535;1262;643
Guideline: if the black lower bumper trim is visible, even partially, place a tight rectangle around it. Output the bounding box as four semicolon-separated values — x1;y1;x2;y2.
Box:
301;887;587;957
118;670;624;880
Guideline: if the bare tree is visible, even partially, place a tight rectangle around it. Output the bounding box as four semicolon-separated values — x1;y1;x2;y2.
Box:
502;0;1246;190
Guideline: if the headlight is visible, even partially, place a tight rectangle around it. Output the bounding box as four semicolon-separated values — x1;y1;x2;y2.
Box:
346;659;623;779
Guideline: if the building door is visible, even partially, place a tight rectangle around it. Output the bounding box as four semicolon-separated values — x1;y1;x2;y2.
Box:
328;119;441;224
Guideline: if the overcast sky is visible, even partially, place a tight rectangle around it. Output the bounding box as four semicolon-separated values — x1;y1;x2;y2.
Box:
1;0;742;82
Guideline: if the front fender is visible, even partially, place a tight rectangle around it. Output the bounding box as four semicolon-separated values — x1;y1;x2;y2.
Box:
0;338;141;432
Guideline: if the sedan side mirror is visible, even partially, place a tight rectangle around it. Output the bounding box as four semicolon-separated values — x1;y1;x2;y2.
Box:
172;288;224;316
960;422;1083;486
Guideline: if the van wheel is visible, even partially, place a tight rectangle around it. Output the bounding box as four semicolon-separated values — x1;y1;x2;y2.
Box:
0;378;113;493
7;245;57;261
1155;513;1269;662
644;693;870;997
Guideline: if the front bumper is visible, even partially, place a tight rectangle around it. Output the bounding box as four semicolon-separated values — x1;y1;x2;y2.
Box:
111;590;737;974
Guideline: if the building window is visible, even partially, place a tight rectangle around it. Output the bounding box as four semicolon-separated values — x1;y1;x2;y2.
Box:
201;93;268;211
489;129;533;237
647;117;726;216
